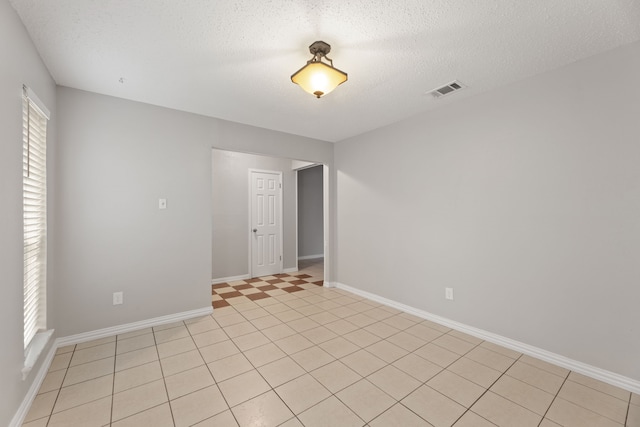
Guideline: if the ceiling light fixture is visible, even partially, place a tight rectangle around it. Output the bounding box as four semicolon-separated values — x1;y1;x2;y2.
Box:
291;41;348;98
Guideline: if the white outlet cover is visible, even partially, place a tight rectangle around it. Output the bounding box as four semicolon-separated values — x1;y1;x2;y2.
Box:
159;198;167;209
445;288;454;300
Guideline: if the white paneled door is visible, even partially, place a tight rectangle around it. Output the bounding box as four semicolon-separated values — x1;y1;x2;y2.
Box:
250;170;282;278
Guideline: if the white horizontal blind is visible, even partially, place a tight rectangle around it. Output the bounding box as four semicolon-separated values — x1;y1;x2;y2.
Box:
23;87;48;349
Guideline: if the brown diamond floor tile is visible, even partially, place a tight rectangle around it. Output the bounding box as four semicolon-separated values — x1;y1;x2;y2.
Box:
213;300;231;309
267;279;284;284
289;280;308;285
282;286;304;293
212;283;231;290
220;291;243;299
247;293;271;301
233;284;253;290
274;273;290;278
257;285;278;291
296;274;312;279
246;278;262;283
313;281;324;286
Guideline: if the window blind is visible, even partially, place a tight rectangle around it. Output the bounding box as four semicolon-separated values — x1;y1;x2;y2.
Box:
23;86;49;350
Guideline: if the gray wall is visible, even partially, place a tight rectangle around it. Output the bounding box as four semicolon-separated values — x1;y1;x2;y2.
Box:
335;40;640;381
0;2;57;425
212;150;297;280
54;87;334;338
298;165;324;258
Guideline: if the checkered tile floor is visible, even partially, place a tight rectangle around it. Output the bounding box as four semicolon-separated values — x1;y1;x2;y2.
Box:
212;274;324;308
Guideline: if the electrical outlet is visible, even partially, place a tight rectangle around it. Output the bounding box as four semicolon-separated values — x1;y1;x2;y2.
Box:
158;198;167;209
445;287;454;301
113;291;123;305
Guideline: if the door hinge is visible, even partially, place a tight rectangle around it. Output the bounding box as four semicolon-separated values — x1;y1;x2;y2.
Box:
280;255;282;261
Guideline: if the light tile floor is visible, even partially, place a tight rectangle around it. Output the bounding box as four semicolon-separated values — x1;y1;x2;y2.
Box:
23;259;639;426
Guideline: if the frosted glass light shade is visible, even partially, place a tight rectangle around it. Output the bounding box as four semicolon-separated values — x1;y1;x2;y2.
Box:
291;61;348;98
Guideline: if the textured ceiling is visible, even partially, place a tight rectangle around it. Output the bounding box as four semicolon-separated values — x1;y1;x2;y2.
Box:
10;0;640;142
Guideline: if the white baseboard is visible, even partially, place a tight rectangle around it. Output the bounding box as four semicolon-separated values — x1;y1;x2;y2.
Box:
10;340;57;427
336;282;640;394
11;306;213;427
324;281;337;288
297;254;324;260
212;274;251;284
283;267;298;274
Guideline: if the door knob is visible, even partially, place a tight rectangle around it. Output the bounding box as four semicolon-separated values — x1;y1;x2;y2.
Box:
253;229;257;232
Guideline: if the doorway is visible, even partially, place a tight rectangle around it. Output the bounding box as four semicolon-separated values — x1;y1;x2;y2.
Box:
249;169;283;278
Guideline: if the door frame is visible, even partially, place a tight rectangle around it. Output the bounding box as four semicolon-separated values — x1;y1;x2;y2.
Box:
248;168;283;278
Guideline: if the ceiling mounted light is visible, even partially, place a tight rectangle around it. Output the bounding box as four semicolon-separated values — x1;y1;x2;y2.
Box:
291;41;348;98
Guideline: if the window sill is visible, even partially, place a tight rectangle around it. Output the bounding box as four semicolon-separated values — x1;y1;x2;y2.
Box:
22;329;54;380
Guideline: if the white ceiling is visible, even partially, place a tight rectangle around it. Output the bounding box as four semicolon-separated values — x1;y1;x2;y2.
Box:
10;0;640;142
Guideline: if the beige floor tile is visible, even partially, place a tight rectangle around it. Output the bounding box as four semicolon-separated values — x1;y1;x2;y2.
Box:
402;384;466;427
318;336;360;359
453;411;496;427
250;315;282;330
465;346;516;372
111;402;174;427
115;346;158;372
506;360;565;394
479;341;522;359
420;320;452;333
49;353;73;372
631;393;640;406
171;385;229;427
239;307;270;321
214;312;246;327
308;311;341;325
471;391;541;427
335;378;395;422
326;318;359;335
153;321;186;332
160;348;204;376
345;313;377;328
185;316;219;335
344;329;382;348
21;417;49;427
262;323;297;341
39;369;66;393
278;417;304;427
363;307;396;321
274;310;304;323
427;370;486;407
363;321;400;339
414;342;460;367
490;374;555;415
116;333;156;355
233;330;270;351
328;306;358;319
274;333;314;354
339;348;386;377
448;357;502;388
447;330;483;345
76;336;116;350
114;360;163;393
568;372;631;402
546;397;621;427
192;409;239;426
432;334;477;356
627;404;640;427
199;340;240;363
219;370;271;407
258;356;306;388
208;353;253;382
48;396;111;427
301;326;338;344
165;364;215;400
291;345;335;372
24;390;58;423
366;340;408;363
382;314;419;330
69;342;116;366
62;357;114;387
368;365;422;400
232;390;294;427
276;374;332;414
156;336;197;359
55;344;76;355
369;403;432;427
519;355;570;378
386;331;427;352
298;395;364;427
53;374;113;413
243;342;287;367
539;419;563;427
311;360;362;393
405;323;445;342
392;353;443;382
296;304;325;316
288;317;321;333
558;380;628;423
264;302;292;315
117;328;153;341
224;321;258;338
153;325;190;344
111;379;168;421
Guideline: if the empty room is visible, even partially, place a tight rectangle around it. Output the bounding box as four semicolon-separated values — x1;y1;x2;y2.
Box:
1;1;639;426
